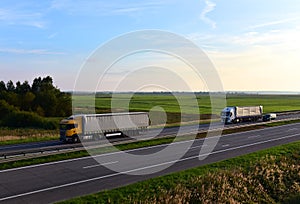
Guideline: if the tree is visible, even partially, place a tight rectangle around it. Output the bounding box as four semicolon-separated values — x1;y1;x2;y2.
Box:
0;100;16;120
36;105;45;117
21;92;35;111
0;81;6;91
15;81;21;93
1;76;71;118
0;81;7;100
6;80;15;92
35;91;57;117
56;92;72;116
5;92;19;107
16;81;31;94
32;77;42;93
41;76;54;92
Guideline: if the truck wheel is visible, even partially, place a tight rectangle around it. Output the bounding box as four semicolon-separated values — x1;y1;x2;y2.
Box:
73;136;80;143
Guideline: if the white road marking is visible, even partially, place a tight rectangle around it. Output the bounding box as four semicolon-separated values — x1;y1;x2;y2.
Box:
0;132;299;202
1;122;299;173
287;128;298;132
248;135;260;139
222;144;230;147
190;144;208;150
83;161;118;169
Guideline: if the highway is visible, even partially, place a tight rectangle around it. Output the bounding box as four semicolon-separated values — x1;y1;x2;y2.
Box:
0;122;299;203
1;111;300;155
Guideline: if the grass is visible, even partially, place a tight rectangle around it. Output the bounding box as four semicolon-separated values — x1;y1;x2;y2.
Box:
0;117;62;145
74;93;300;124
264;119;300;127
226;94;300;113
0;128;59;145
73;93;300;114
58;140;300;204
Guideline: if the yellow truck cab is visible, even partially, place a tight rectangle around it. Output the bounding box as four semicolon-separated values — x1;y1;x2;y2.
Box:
59;116;82;143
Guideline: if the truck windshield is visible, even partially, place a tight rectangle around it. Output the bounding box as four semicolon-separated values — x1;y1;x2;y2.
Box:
221;112;230;117
60;124;76;130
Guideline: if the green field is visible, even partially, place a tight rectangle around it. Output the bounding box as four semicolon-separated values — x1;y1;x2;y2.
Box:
73;93;300;124
73;93;300;114
225;94;300;113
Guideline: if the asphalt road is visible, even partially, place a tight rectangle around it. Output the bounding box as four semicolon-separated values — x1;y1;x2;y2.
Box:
0;122;299;203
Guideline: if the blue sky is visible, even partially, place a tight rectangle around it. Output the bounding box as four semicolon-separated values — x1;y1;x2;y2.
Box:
1;0;300;92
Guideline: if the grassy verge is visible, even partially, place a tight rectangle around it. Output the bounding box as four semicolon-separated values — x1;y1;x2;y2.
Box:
264;119;300;127
59;141;300;204
0;128;58;145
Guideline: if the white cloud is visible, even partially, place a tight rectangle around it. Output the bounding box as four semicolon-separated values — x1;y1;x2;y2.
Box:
188;26;300;53
248;17;300;30
0;48;65;55
200;0;216;29
50;0;169;16
0;8;46;28
48;32;58;39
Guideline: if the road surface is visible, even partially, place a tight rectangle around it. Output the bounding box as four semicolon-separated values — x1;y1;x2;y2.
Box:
0;122;299;203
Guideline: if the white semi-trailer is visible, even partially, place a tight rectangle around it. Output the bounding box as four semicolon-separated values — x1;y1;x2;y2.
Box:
221;106;263;124
59;112;149;142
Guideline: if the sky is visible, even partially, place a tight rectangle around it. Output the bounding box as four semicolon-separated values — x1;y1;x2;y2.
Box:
0;0;300;92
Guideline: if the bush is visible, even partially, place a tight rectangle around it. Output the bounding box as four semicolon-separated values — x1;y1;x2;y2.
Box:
152;154;300;203
0;100;17;120
2;111;57;129
0;99;58;130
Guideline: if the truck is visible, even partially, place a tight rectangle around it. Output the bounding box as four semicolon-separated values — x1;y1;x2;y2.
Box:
59;112;149;143
220;106;263;124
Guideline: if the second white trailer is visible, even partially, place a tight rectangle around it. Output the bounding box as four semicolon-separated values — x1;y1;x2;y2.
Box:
221;106;263;124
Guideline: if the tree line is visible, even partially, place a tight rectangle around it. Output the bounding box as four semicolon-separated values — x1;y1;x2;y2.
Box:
0;76;72;129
